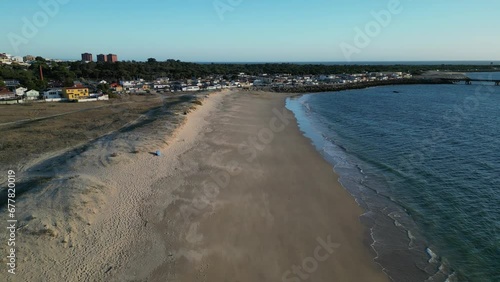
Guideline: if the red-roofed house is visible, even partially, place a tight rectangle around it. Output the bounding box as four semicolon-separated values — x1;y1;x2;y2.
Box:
0;87;15;100
110;83;123;92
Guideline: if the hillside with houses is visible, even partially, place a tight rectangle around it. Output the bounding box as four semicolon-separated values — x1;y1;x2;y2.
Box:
3;52;498;105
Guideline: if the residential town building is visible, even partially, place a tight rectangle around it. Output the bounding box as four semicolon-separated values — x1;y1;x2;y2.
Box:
153;84;169;89
0;53;31;66
23;55;36;62
12;56;24;63
15;87;28;96
156;77;170;83
4;80;20;88
110;83;123;92
0;53;12;65
73;81;85;88
43;89;63;99
63;87;89;100
182;86;200;92
25;90;40;100
0;87;15;100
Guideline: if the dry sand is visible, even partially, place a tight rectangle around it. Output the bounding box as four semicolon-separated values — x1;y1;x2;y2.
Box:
2;90;389;281
0;94;199;179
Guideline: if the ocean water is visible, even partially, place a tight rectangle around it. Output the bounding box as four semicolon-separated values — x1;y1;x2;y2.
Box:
286;74;500;281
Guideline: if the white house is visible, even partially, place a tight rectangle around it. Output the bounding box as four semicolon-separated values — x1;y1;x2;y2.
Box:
156;77;170;83
182;86;200;92
121;81;135;88
43;89;62;99
25;90;40;100
12;56;24;63
15;87;28;96
153;84;169;89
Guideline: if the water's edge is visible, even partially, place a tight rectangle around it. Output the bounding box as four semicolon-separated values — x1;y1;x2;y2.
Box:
285;94;455;282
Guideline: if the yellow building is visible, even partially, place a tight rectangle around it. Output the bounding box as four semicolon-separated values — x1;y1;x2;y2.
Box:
63;87;89;100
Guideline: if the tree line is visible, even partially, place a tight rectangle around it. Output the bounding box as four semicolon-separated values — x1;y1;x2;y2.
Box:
1;57;499;91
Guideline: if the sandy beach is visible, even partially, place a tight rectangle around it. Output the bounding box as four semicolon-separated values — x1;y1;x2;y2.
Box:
3;91;389;281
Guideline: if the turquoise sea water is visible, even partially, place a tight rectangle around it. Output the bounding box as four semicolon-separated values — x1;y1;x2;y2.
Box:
287;73;500;281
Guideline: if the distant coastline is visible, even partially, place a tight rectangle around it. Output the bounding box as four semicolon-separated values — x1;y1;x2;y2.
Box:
264;78;453;94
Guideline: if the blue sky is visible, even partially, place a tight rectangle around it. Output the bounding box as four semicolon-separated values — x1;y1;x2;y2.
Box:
1;0;499;62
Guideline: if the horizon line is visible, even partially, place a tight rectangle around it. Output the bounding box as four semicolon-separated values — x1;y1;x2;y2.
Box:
34;59;500;64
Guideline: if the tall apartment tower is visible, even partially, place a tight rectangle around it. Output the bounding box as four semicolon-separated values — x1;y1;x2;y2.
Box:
107;54;118;63
97;54;107;62
81;53;93;62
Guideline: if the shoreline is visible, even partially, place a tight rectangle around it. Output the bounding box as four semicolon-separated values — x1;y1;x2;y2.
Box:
285;94;425;281
285;90;458;282
2;90;390;281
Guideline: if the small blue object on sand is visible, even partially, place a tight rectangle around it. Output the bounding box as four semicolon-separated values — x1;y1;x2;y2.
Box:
156;150;161;157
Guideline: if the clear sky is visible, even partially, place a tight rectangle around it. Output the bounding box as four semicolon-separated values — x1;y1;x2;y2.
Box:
1;0;499;62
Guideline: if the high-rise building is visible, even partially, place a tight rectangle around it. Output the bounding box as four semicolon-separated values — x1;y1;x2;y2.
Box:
81;53;93;62
107;54;118;63
97;54;107;62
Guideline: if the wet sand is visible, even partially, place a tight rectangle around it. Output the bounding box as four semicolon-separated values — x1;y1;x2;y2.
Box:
3;91;389;281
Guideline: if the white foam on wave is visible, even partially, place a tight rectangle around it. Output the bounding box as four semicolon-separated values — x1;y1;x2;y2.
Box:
426;247;439;264
407;231;417;249
444;271;458;282
367;226;393;279
407;230;416;241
